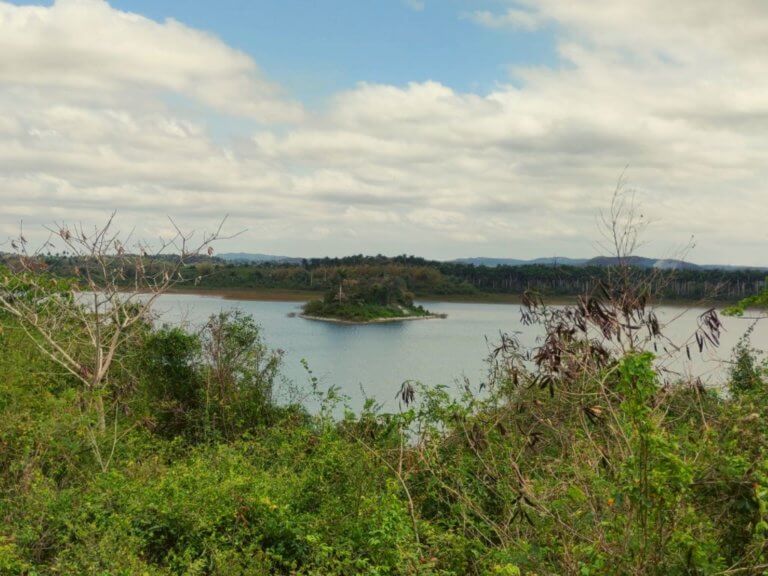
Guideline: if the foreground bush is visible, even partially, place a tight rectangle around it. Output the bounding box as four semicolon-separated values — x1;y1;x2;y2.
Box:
2;282;768;574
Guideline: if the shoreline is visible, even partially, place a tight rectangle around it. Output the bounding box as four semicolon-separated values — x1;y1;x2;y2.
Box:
299;313;446;325
166;287;557;304
166;288;731;308
167;287;318;302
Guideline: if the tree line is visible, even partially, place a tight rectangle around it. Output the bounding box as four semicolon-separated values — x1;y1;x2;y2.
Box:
186;256;767;301
3;251;765;300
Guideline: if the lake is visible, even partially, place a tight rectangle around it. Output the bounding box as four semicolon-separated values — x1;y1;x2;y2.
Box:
152;294;768;411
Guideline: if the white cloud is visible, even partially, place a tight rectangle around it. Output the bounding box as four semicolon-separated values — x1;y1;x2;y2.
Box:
1;0;768;263
0;0;302;122
470;7;544;31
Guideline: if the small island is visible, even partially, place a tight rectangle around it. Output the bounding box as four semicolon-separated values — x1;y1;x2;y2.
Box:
300;272;444;324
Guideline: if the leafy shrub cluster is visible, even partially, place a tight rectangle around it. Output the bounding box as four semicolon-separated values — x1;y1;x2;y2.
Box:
302;273;432;322
2;281;768;574
139;311;284;441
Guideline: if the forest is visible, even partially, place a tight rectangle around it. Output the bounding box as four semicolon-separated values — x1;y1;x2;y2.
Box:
188;256;767;301
10;252;765;301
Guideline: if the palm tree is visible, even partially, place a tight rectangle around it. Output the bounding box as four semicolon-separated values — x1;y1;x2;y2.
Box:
333;268;348;302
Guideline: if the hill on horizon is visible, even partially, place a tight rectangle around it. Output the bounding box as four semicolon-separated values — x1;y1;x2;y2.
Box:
453;256;590;267
218;252;304;264
218;252;767;271
453;255;767;271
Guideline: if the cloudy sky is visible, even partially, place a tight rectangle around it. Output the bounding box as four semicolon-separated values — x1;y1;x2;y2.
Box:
1;0;766;264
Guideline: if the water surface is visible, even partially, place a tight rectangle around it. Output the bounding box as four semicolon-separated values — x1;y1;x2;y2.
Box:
153;294;768;411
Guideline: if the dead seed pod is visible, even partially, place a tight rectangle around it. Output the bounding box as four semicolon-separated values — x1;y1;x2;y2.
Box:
583;405;604;424
397;380;416;407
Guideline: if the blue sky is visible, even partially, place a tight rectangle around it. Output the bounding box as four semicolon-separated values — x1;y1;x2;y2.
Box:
117;0;555;103
16;0;557;105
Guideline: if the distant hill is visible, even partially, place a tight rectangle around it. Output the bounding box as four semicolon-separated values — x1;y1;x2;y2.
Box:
453;255;766;271
583;256;699;270
218;252;304;264
453;257;589;267
699;264;768;272
215;252;765;272
583;256;767;271
453;255;694;269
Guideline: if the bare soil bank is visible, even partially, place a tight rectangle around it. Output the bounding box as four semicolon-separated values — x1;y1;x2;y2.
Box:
168;288;538;304
298;313;446;325
168;288;319;302
169;288;725;308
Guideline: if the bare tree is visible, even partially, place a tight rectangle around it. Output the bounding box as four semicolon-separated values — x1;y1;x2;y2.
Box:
0;214;231;470
597;172;650;267
592;174;706;358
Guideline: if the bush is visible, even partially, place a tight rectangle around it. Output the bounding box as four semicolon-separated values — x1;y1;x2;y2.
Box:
3;278;768;574
137;311;284;441
142;326;202;438
729;329;766;395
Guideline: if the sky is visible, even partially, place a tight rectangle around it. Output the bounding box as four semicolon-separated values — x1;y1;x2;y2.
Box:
0;0;766;264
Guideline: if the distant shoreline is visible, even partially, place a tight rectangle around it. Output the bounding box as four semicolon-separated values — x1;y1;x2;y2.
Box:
166;287;728;308
166;287;557;304
167;288;318;302
298;313;446;325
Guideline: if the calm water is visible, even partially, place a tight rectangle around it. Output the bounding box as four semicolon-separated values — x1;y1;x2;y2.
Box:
153;294;768;411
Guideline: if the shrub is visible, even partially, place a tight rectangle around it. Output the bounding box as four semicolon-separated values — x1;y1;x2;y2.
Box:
729;329;766;396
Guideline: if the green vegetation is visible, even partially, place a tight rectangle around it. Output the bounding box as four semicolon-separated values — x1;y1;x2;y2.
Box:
726;284;768;316
2;262;768;574
301;272;435;322
185;256;766;302
10;252;767;302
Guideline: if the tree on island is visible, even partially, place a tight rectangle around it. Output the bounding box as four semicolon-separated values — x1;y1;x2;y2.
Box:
320;273;414;309
302;274;432;322
333;268;349;303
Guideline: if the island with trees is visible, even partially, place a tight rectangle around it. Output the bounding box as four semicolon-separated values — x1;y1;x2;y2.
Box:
300;271;444;323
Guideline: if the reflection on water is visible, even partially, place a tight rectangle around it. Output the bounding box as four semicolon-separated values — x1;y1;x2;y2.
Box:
151;294;768;411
